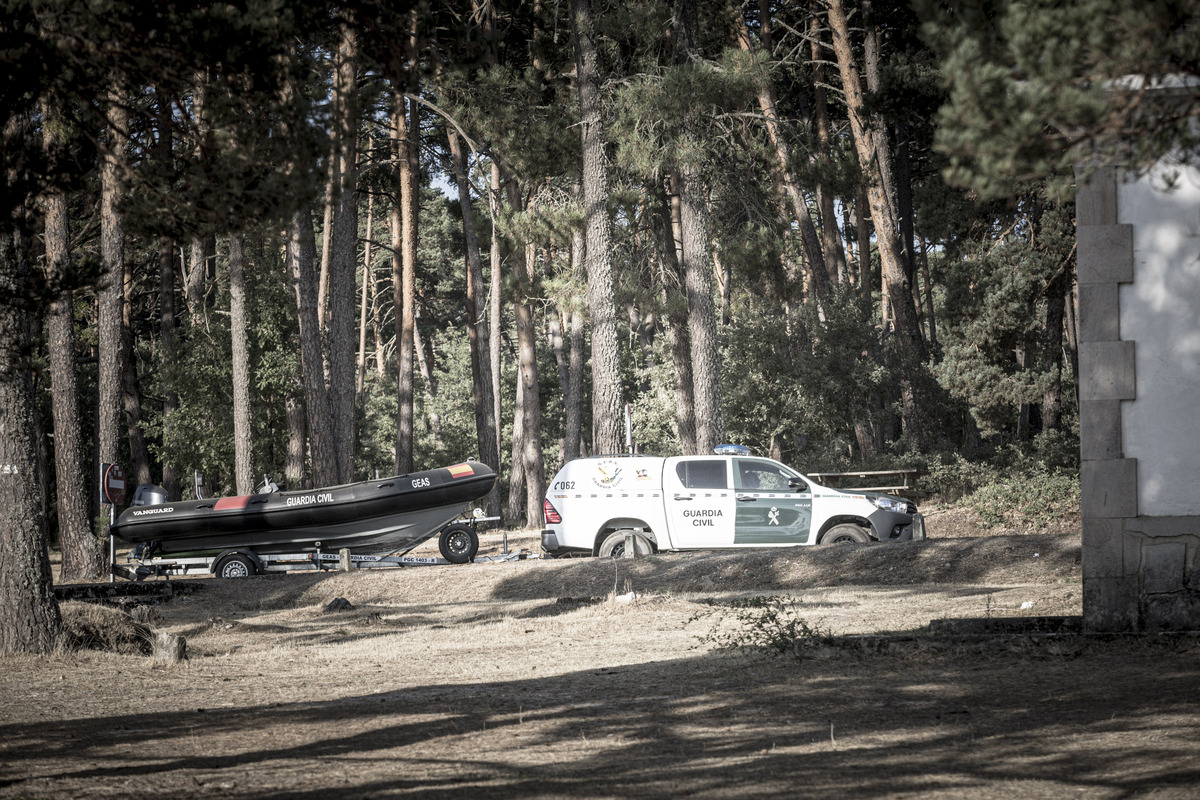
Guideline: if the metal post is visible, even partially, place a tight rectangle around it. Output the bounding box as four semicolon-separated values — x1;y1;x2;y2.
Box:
108;506;115;584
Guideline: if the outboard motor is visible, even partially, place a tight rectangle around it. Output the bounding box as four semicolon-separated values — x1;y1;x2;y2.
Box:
131;484;168;507
256;474;280;494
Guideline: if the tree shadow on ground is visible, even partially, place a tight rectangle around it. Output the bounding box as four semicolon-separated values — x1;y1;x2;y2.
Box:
2;638;1197;799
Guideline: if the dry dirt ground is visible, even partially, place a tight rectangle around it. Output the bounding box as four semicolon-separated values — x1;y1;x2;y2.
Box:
4;508;1200;799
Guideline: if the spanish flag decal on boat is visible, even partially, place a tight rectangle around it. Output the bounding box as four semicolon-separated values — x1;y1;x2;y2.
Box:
447;463;475;478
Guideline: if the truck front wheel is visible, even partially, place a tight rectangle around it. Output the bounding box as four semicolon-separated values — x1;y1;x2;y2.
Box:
820;524;871;545
598;530;653;559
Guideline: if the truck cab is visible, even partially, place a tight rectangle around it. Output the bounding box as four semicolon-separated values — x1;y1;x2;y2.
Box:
541;450;923;557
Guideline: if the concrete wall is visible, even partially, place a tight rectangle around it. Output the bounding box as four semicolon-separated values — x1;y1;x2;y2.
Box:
1078;163;1200;632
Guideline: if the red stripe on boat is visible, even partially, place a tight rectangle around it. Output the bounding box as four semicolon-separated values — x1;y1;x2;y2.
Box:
214;496;252;511
447;463;475;478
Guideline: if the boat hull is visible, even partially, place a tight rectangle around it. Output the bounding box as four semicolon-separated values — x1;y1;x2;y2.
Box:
110;462;496;556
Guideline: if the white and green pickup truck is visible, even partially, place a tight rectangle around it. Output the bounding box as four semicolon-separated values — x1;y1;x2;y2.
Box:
540;448;925;558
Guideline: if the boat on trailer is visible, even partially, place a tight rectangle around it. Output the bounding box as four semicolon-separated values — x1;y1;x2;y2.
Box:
110;461;497;560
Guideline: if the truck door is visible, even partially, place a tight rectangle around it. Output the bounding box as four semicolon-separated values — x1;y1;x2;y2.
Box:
731;458;813;545
664;457;736;548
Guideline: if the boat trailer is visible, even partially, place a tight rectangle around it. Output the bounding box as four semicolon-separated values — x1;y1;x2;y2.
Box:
111;516;541;581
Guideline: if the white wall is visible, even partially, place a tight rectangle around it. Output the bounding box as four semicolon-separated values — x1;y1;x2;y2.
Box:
1118;164;1200;516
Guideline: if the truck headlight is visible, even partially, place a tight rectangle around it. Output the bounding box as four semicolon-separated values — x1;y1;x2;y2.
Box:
872;495;907;514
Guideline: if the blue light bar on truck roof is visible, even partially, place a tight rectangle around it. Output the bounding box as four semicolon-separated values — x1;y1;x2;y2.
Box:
713;444;752;456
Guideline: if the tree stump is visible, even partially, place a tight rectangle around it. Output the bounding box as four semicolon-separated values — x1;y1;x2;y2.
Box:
152;632;187;664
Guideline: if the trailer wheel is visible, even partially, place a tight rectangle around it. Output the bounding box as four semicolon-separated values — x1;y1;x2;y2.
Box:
820;524;871;545
439;524;478;564
598;530;653;559
216;554;257;578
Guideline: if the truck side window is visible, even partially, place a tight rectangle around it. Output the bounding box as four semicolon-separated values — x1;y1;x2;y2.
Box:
676;460;728;489
736;459;789;491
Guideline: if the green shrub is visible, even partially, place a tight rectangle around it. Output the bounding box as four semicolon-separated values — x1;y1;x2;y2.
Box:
964;468;1080;528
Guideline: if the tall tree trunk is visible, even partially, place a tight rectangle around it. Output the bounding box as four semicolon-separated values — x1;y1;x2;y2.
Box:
674;0;724;453
505;365;526;523
571;0;624;455
1042;270;1067;434
652;185;697;454
808;1;848;283
229;233;253;495
289;207;337;487
327;20;360;483
562;188;587;462
413;314;442;448
920;236;938;352
489;162;504;462
1064;273;1080;408
121;255;152;488
156;89;181;500
392;84;418;476
356;191;374;400
0;199;62;653
285;380;307;489
512;241;545;524
43;104;103;581
447;126;499;512
828;0;932;446
565;304;586;461
732;4;830;295
159;235;181;499
184;76;210;322
98;89;127;532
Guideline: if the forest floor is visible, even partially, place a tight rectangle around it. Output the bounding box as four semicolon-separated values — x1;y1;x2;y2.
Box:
4;506;1200;799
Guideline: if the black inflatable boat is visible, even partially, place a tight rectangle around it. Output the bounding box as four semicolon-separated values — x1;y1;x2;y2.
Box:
110;461;497;556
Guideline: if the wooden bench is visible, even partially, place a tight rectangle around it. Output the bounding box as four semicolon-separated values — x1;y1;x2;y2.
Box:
806;468;927;495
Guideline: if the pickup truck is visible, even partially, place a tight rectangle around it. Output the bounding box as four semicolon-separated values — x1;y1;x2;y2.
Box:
540;449;925;558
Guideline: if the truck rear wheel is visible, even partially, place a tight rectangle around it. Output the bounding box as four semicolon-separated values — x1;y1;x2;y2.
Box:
439;523;479;564
215;553;257;578
598;530;653;559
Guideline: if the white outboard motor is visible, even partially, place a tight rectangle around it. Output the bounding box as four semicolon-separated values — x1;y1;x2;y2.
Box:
131;484;168;507
256;474;280;494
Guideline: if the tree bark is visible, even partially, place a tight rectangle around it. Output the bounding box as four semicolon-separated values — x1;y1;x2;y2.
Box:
0;128;62;650
285;379;307;489
674;0;724;453
732;5;830;296
289;207;337;488
562;189;587;462
571;0;625;456
828;0;932;445
356;191;374;400
512;241;545;524
229;233;253;495
489;162;504;462
447;126;500;512
98;89;127;533
808;1;849;283
392;85;418;476
156;89;181;500
184;77;210;323
121;254;152;488
327;19;360;483
42;101;103;581
1042;275;1068;434
652;184;697;454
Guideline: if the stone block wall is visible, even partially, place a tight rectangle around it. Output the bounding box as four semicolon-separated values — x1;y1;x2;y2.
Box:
1076;164;1200;632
